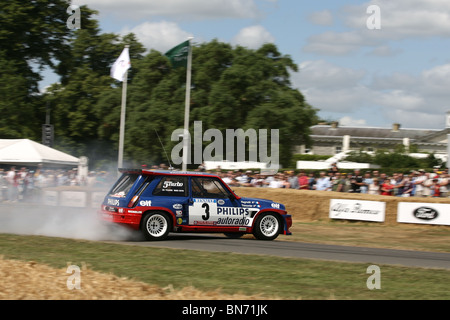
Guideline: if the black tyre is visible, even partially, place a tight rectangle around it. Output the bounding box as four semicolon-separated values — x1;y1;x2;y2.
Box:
141;212;171;241
252;212;281;241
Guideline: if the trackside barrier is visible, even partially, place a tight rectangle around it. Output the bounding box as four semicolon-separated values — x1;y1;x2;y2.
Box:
233;187;450;226
42;188;105;209
40;187;450;226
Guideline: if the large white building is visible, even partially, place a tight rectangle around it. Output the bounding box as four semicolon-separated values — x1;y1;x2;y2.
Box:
297;112;450;158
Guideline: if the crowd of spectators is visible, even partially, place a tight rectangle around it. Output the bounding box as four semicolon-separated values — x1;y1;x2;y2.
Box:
0;166;113;202
2;163;449;202
210;165;450;198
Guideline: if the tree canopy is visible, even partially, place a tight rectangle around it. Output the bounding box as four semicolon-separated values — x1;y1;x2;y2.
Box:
1;0;318;169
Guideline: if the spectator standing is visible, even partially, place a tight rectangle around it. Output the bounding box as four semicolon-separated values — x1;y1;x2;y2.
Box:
413;169;427;197
439;173;449;197
329;162;339;175
288;171;299;189
361;171;373;194
6;166;18;202
381;178;394;196
378;172;387;185
367;178;381;195
331;172;343;192
400;176;414;197
0;169;6;201
308;172;316;190
268;175;283;188
336;173;352;192
431;178;441;197
349;169;364;193
314;171;331;191
297;171;309;190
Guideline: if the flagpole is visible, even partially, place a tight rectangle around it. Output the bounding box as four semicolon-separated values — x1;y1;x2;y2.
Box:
118;45;129;170
182;38;193;171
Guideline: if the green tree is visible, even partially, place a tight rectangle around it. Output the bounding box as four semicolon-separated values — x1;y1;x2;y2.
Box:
122;41;318;167
0;0;74;140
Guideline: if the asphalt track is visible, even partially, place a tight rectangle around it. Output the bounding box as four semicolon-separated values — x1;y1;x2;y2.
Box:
0;203;449;270
111;233;450;270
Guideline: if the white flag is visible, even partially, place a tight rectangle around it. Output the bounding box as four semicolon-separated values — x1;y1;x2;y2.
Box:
111;47;131;81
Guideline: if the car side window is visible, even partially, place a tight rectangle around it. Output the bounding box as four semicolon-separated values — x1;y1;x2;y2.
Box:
153;176;188;197
191;177;230;199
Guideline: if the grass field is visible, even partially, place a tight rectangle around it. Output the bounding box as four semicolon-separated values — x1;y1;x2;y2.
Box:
0;231;449;300
0;187;449;300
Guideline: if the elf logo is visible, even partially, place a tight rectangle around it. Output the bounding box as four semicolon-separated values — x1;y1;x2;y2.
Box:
139;200;152;207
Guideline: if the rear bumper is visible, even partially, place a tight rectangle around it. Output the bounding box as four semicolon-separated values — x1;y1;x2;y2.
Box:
98;210;141;230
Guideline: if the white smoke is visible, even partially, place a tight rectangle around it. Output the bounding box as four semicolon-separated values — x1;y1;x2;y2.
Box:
0;203;141;241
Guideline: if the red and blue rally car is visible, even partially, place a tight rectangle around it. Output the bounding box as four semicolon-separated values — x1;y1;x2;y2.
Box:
99;169;292;241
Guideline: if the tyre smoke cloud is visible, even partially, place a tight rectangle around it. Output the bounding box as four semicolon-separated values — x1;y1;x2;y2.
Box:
0;204;140;241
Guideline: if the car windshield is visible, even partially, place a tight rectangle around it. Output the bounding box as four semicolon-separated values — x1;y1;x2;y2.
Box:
109;173;139;198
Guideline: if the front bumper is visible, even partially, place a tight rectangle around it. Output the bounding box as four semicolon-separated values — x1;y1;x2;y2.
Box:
282;214;293;235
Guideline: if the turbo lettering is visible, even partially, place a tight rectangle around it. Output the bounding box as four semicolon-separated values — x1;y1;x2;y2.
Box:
163;181;184;189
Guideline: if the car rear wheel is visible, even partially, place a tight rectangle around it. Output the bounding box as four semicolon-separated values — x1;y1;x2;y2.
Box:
141;212;170;241
253;212;281;241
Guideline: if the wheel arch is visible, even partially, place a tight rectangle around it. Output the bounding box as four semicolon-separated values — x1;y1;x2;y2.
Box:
251;209;285;233
139;208;175;231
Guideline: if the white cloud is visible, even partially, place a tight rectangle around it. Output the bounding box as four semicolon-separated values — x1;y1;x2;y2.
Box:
297;60;366;89
292;61;372;113
345;0;450;38
339;116;367;126
308;10;333;26
231;25;275;49
366;45;402;57
304;1;450;55
292;60;450;129
121;21;193;53
74;0;261;20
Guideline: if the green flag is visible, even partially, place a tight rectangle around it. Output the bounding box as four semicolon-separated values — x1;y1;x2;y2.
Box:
165;40;190;68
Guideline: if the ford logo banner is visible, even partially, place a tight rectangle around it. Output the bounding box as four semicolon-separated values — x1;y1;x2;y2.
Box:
413;207;439;220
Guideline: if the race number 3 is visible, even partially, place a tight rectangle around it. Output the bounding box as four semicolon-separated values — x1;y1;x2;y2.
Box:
202;203;210;220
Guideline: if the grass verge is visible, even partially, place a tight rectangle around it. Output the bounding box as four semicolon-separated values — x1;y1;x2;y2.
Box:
286;221;450;252
0;234;448;300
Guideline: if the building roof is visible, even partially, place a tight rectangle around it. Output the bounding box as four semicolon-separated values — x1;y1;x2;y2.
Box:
311;124;440;140
309;123;450;147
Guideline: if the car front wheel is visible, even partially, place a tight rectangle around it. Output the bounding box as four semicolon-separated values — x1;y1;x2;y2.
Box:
253;212;281;241
141;212;171;241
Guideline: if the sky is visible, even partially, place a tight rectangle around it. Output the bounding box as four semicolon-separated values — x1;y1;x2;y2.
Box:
58;0;450;130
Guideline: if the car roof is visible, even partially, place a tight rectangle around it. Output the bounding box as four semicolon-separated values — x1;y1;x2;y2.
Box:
118;168;218;177
118;168;240;199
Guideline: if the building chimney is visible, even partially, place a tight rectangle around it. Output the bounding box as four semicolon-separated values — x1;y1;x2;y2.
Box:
330;121;339;129
392;123;401;132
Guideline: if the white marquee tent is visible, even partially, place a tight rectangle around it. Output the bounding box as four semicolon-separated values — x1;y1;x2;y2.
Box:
0;139;79;168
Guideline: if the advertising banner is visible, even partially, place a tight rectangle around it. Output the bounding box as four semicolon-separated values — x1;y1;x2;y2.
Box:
329;199;386;222
59;191;87;208
397;202;450;226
